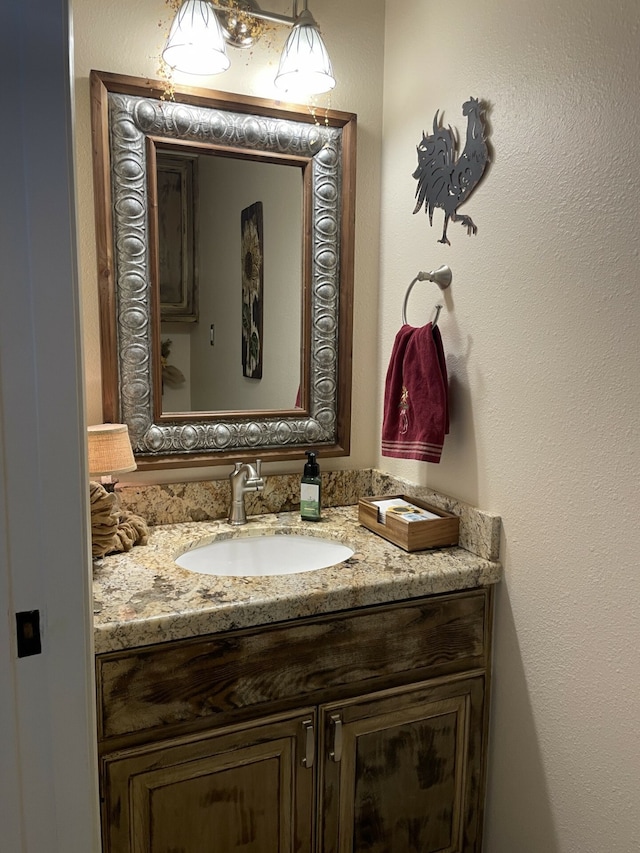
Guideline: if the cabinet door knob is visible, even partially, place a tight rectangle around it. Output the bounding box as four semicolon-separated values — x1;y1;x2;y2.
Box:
301;718;315;768
329;713;343;762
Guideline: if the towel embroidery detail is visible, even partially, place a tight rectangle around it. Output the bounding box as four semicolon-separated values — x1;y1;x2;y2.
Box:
399;385;409;434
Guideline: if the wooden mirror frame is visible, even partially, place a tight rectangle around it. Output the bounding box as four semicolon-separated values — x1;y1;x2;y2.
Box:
90;71;356;470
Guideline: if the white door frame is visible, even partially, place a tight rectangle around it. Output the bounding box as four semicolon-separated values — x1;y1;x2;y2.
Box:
0;0;101;850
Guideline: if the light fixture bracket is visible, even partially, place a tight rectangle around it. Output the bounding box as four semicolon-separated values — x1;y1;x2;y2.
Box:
210;0;299;43
213;0;271;49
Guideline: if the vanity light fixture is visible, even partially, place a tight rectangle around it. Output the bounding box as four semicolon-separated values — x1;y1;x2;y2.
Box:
162;0;335;95
87;423;137;491
274;2;335;96
162;0;230;76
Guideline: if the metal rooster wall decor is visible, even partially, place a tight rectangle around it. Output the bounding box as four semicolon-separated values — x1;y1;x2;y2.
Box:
412;97;489;245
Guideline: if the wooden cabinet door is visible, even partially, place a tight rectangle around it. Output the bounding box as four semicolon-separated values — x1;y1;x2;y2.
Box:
102;709;316;853
318;675;486;853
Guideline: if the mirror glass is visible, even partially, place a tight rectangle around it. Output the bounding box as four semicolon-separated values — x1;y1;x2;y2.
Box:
155;143;303;414
90;71;356;468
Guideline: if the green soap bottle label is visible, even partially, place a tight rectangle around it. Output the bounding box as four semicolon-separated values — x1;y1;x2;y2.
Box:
300;482;321;519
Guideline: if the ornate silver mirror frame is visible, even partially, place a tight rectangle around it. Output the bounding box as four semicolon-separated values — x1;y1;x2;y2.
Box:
90;71;356;469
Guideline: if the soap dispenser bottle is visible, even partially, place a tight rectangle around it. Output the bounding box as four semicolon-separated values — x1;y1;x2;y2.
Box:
300;451;321;521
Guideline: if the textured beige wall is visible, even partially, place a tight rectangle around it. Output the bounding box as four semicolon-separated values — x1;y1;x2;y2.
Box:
380;1;640;851
75;2;640;846
73;0;385;481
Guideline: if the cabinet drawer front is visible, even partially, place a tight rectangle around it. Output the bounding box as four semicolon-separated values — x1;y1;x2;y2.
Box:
97;589;490;742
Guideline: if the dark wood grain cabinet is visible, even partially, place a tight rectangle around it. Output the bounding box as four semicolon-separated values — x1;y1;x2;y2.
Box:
97;588;494;853
102;710;316;853
319;676;486;853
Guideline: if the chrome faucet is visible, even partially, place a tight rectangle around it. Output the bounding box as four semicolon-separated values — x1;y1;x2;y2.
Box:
228;458;264;525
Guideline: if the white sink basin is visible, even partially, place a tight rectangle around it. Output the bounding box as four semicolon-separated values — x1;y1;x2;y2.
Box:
175;533;354;577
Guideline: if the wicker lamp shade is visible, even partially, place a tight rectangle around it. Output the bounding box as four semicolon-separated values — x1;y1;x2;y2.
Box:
87;424;136;478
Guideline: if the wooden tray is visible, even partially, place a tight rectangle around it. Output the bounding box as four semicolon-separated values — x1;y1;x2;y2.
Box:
358;494;459;552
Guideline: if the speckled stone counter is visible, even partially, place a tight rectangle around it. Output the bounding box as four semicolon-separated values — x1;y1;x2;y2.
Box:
93;498;502;654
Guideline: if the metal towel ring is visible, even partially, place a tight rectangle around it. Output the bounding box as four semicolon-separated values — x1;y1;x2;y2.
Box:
402;265;452;327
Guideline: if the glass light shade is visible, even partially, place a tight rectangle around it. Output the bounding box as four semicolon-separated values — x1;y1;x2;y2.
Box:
162;0;230;75
274;11;335;97
87;424;137;478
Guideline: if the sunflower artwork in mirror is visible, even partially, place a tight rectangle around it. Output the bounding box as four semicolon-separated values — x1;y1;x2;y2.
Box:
241;201;264;380
90;71;356;469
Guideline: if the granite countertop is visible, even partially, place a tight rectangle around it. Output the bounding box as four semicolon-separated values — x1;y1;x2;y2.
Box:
93;504;502;654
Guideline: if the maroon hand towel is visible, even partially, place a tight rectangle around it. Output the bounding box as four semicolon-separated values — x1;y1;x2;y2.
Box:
432;323;449;435
381;322;449;463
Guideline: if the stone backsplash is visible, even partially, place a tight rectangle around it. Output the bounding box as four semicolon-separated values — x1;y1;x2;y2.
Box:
117;468;501;561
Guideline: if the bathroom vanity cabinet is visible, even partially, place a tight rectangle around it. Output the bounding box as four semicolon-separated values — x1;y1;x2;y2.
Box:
96;586;493;852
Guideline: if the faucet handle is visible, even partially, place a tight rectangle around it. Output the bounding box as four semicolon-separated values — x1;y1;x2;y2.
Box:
255;458;262;477
233;462;242;473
